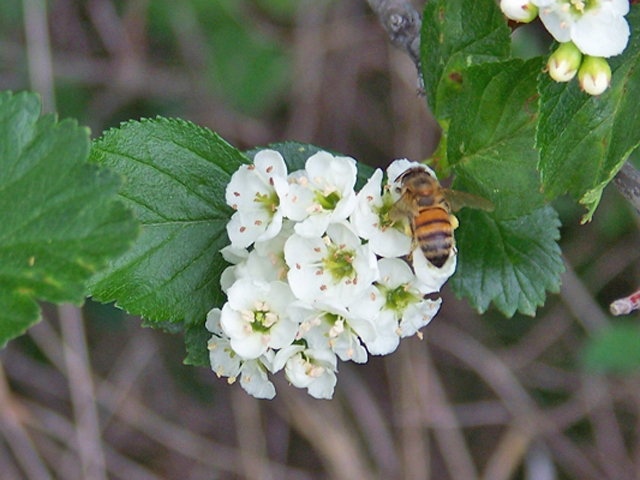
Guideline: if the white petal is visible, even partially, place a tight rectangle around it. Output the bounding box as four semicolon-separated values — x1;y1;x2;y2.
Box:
272;344;304;373
220;306;250;344
378;257;416;287
306;152;357;192
269;318;298;350
284;354;314;388
369;228;413;258
239;360;276;399
530;0;555;7
208;334;241;378
294;212;332;237
331;191;358;223
253;149;288;180
226;166;272;210
220;266;237;293
230;332;267;360
226;212;268;249
351;169;383;237
386;159;416;184
279;182;315;221
256;211;283;244
366;311;401;355
205;308;223;335
399;298;442;338
306;370;337;399
284;233;325;267
412;248;457;293
609;0;630;16
267;281;297;312
220;245;249;264
538;7;572;43
226;278;268;311
572;10;630;57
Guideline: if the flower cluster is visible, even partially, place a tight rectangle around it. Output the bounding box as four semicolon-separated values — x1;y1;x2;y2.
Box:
205;150;456;399
500;0;630;95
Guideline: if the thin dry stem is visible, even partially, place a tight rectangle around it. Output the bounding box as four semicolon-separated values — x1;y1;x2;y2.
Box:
58;304;107;480
22;0;55;113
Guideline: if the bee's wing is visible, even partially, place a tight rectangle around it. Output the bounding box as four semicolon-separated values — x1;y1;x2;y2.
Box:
389;193;418;223
442;189;494;212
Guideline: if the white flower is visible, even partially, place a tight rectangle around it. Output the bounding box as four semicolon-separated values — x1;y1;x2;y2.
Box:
237;359;276;399
352;285;400;355
273;345;338;399
226;150;288;249
350;168;412;257
205;309;276;399
220;279;299;360
373;258;442;343
387;158;426;186
279;151;358;237
532;0;630;57
284;222;379;305
412;246;457;293
500;0;539;22
231;221;293;284
288;300;374;363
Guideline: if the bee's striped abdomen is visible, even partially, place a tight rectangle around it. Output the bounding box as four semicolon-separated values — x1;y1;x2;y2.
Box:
413;206;453;268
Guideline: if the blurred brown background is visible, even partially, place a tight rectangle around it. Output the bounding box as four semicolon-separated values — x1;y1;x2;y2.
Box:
2;1;640;479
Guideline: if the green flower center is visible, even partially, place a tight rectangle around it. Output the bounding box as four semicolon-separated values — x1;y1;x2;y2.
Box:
377;190;407;231
564;0;597;15
248;303;278;332
315;190;341;210
379;283;420;313
254;191;279;217
324;244;356;281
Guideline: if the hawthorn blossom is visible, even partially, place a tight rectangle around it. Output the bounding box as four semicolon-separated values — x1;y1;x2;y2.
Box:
284;222;379;305
226;149;288;248
412;245;457;293
273;345;338;399
219;279;298;360
205;309;276;399
207;153;459;400
350;168;412;258
532;0;630;57
279;151;358;237
289;300;375;363
355;258;443;355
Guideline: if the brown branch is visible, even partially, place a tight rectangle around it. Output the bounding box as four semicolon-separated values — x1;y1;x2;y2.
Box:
613;161;640;216
366;0;422;71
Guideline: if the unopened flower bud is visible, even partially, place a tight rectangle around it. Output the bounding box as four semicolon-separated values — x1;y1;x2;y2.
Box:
500;0;538;23
547;42;582;82
578;56;611;96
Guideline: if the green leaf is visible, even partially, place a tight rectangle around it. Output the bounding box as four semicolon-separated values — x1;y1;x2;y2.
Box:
184;321;211;367
0;91;139;347
247;141;376;190
420;0;511;120
450;205;564;317
582;324;640;373
88;117;249;328
449;58;546;219
537;5;640;221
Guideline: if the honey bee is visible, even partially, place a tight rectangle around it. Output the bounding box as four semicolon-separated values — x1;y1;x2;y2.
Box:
389;166;494;268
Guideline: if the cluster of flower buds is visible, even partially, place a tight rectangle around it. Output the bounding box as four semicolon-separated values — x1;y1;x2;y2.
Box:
500;0;630;95
205;150;456;399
